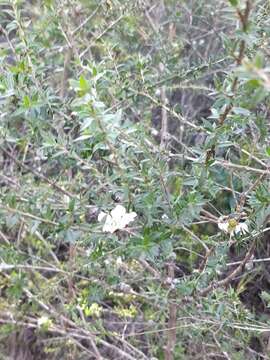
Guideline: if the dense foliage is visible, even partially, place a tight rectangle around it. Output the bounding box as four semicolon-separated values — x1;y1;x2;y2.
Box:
0;0;270;359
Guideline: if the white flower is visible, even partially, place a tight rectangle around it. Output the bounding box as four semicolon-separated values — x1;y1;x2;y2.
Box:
218;215;249;236
245;255;254;271
162;214;169;220
98;211;107;222
98;205;137;233
63;194;71;205
217;220;229;233
116;256;123;267
37;315;50;328
235;222;249;235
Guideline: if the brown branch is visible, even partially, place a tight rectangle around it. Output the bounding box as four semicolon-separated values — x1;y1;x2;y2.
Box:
22;287;139;360
159;63;168;149
216;159;268;175
138;90;202;131
60;47;72;98
219;0;252;125
199;238;256;296
236;0;251;33
164;262;177;360
0;24;18;61
0;204;59;226
0;229;10;245
138;258;162;280
0;145;76;199
79;14;124;60
236;173;266;212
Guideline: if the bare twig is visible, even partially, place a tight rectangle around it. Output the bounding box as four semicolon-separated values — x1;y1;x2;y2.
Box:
0;24;18;60
60;47;72;98
182;225;210;252
159;63;168;149
79;14;124;60
72;3;102;36
236;173;266;212
0;204;58;226
137;90;202;131
0;230;10;245
164;262;177;360
199;238;256;296
0;146;76;198
219;0;252;125
138;258;162;280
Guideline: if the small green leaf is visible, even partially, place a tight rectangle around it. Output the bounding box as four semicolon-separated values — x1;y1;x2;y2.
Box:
261;291;270;307
23;95;31;108
266;147;270;157
79;75;90;92
228;0;238;6
66;229;81;243
254;52;264;69
232;107;250;116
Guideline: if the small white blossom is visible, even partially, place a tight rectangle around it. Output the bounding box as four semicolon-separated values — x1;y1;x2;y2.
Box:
218;215;249;236
217;220;229;233
234;222;249;235
116;256;123;267
98;211;107;222
245;255;254;271
162;214;169;220
63;194;71;205
104;258;111;266
98;205;137;233
151;128;159;136
37;315;50;328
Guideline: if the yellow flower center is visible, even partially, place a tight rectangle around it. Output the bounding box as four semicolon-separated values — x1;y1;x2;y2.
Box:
228;218;237;231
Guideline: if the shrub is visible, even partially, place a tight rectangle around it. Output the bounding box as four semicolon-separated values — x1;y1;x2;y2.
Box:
0;0;270;358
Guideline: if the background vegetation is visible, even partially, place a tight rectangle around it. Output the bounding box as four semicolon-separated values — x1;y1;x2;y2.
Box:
0;0;270;359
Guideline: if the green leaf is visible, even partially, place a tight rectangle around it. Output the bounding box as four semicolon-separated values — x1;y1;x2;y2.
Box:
22;95;31;108
73;134;92;142
81;117;95;131
232;107;250;116
66;229;81;244
228;0;238;6
254;52;264;69
79;75;90;93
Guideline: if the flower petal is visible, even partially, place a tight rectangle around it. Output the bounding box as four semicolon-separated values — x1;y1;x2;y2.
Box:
98;211;107;222
102;215;117;233
235;222;248;235
117;211;137;229
110;205;126;220
100;205;137;232
218;220;229;233
123;212;137;225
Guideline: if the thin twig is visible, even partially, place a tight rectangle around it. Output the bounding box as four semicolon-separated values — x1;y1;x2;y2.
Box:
72;3;102;36
182;225;210;252
79;14;124;59
0;204;58;226
0;230;10;245
137;90;202;131
199;238;256;296
0;24;18;60
159;63;168;149
219;0;252;125
60;47;72;98
138;258;162;280
0;145;76;198
164;262;177;360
